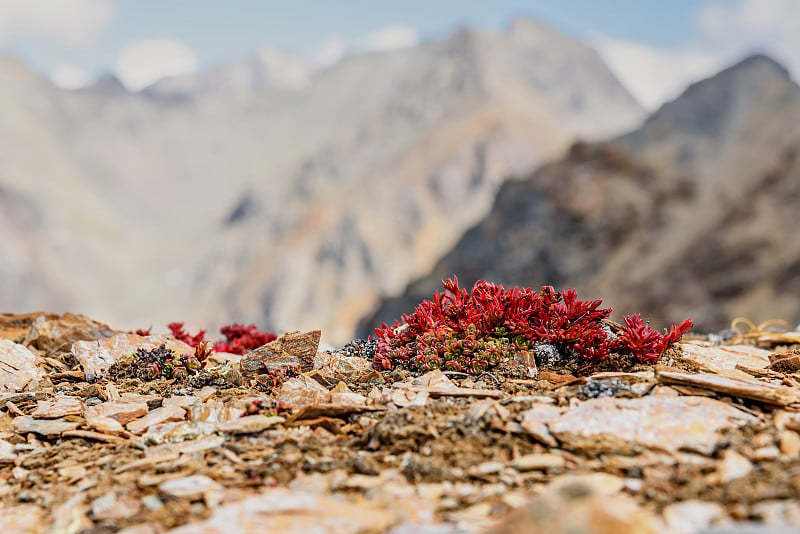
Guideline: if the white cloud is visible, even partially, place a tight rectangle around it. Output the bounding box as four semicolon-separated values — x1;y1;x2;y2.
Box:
307;25;420;69
115;38;198;91
591;37;725;110
593;0;800;110
313;35;347;68
50;63;91;89
0;0;113;49
697;0;800;39
695;0;800;74
359;25;419;53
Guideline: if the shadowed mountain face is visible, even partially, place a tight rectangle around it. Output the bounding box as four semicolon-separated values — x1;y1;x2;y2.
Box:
0;19;643;343
361;54;800;336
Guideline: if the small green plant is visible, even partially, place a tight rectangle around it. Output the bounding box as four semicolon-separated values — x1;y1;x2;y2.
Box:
133;342;213;382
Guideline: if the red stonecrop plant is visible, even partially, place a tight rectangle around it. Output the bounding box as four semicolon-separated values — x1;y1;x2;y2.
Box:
373;277;692;374
616;314;694;363
166;322;277;355
168;322;207;347
215;323;277;355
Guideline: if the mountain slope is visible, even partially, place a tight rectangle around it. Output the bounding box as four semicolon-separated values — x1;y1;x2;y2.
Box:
0;20;643;343
361;54;800;335
189;20;644;342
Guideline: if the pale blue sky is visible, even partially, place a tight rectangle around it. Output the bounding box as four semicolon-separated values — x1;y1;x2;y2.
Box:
106;0;716;61
0;0;795;108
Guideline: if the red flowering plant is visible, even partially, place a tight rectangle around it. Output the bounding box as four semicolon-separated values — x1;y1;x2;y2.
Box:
215;323;277;355
372;277;692;374
166;322;277;354
168;322;207;347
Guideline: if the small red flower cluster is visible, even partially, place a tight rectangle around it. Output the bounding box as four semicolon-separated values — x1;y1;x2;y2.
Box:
617;313;693;363
373;277;692;373
166;322;277;355
216;324;278;355
168;322;207;347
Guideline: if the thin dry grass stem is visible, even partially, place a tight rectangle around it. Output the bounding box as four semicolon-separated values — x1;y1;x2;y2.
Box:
728;317;800;347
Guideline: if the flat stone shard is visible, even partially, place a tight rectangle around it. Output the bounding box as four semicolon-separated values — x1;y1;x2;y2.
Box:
658;371;800;406
547;396;756;455
662;500;726;533
142;421;217;445
0;439;17;463
679;343;771;372
489;485;659;534
12;416;80;436
216;415;285;434
0;504;45;533
167;488;398;534
145;435;224;458
72;334;194;378
279;330;321;364
158;475;222;499
24;313;117;353
88;402;149;425
240;329;321;374
31;396;83;419
519;403;563;447
84;411;125;434
327;381;367;406
511;453;566;471
126;405;187;434
718;449;753;483
0;339;44;392
91;493;142;520
277;375;330;406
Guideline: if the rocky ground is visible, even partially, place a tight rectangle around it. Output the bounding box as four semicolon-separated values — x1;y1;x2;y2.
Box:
2;312;800;533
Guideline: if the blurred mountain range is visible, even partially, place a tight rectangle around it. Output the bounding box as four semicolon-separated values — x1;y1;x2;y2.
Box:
0;18;644;343
364;54;800;335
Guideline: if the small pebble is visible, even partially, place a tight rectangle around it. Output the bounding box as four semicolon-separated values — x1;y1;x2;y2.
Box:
141;495;164;511
580;378;631;399
328;338;377;360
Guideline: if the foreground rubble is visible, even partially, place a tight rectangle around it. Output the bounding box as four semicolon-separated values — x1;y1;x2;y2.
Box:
1;312;800;533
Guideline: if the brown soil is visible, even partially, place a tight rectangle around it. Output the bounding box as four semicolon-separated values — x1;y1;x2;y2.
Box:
2;316;800;532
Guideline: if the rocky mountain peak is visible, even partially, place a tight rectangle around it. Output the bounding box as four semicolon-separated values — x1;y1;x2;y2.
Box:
622;53;797;149
145;47;311;100
247;47;312;90
82;73;129;96
726;53;791;79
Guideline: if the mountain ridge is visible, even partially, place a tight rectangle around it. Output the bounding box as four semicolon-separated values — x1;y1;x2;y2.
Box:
360;53;800;336
0;18;644;343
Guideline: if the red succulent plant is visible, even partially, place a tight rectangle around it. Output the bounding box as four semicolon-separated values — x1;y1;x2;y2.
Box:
616;314;693;363
215;323;278;355
168;322;207;347
164;322;277;355
373;276;692;374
